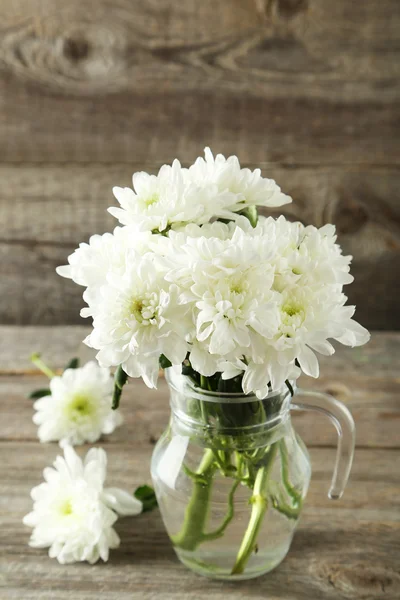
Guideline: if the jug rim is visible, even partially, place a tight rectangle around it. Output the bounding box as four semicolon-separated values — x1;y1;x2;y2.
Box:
165;367;295;404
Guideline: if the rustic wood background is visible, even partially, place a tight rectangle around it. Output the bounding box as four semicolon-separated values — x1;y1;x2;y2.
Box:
0;0;399;328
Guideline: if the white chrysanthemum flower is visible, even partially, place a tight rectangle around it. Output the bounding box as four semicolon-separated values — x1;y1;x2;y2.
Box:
23;446;142;564
164;226;280;368
295;223;354;286
33;362;123;447
240;285;370;398
109;159;235;233
188;147;292;212
245;217;353;292
84;254;191;388
56;226;153;291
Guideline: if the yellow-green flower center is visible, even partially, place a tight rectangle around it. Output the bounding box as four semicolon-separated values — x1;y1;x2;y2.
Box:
66;395;94;420
130;298;145;322
227;275;248;296
231;282;244;294
127;292;159;325
145;193;159;207
60;499;73;516
283;305;300;317
281;302;305;338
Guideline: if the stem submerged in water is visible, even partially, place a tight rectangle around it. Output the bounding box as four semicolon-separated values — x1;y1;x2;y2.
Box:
171;449;216;551
279;439;303;506
169;372;300;576
173;450;242;550
202;479;240;542
231;444;278;575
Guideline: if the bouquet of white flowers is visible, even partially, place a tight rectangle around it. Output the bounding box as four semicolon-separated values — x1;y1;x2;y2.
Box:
57;148;369;579
58;148;368;398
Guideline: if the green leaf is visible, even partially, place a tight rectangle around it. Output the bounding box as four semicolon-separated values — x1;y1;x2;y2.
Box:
64;357;79;371
159;354;172;369
29;388;51;399
112;365;128;409
134;485;158;513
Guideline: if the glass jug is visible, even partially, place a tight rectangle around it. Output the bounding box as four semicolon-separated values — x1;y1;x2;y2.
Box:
151;368;355;580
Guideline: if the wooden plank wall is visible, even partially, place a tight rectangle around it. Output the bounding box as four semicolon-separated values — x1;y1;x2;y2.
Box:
0;0;399;327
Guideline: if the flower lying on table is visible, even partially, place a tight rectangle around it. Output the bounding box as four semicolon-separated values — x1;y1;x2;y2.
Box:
30;355;123;447
23;445;156;564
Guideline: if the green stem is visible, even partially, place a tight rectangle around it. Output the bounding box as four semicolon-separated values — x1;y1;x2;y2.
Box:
211;449;232;474
30;353;56;379
279;440;302;506
202;479;240;542
270;494;301;520
171;449;216;551
200;375;210;390
231;444;278;575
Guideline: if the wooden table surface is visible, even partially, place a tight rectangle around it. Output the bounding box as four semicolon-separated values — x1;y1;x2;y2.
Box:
1;327;399;600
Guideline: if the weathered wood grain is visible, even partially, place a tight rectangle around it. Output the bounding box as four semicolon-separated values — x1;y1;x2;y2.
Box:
0;0;399;328
3;165;400;248
2;372;399;449
1;164;399;327
1;327;399;374
0;0;399;163
1;443;399;600
2;445;398;517
1;327;398;374
0;328;399;599
0;325;91;373
0;329;399;449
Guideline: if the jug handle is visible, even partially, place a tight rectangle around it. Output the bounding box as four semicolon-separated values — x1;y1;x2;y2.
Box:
291;389;356;500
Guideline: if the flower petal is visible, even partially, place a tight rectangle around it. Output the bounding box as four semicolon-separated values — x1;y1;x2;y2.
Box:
102;487;143;516
297;345;320;378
